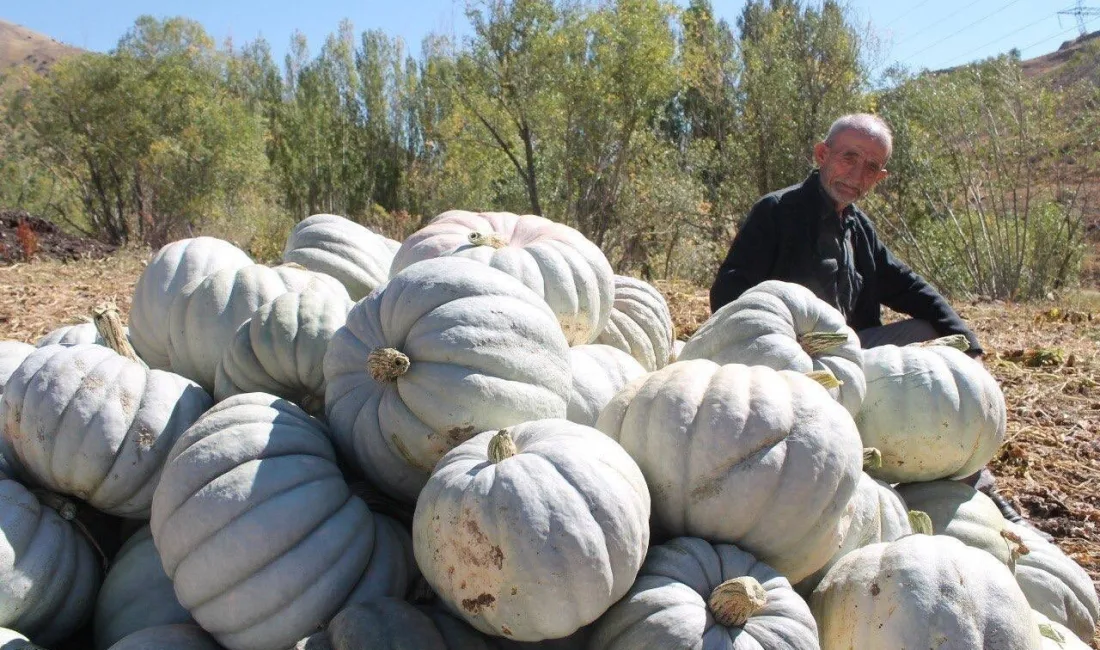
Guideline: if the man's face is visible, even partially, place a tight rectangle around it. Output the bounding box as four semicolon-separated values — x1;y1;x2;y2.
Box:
813;130;890;211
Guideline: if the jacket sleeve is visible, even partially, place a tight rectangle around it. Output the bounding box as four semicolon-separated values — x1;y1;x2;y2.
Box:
868;224;983;355
709;196;779;313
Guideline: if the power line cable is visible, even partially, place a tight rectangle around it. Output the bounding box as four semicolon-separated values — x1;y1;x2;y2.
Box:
1016;14;1100;55
903;0;1027;64
941;10;1060;65
883;0;934;29
894;0;988;47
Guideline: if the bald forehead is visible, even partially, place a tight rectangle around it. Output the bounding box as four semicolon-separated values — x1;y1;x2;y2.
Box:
825;121;892;159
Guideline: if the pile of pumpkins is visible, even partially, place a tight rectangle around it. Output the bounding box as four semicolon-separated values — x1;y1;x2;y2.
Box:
0;210;1096;650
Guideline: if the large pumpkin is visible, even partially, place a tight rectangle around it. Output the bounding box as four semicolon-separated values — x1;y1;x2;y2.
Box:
214;289;353;412
594;275;674;371
0;341;34;480
679;280;865;417
282;213;400;301
130;237;252;369
391;210;614;345
167;263;348;392
896;480;1018;568
589;537;819;649
149;393;402;650
324;257;572;503
294;599;496;650
413;420;650;641
596;360;863;582
796;470;911;595
0;628;35;649
0;473;101;645
565;344;646;428
94;525;193;650
2;343;212;518
36;321;105;347
811;534;1041;649
106;624;223;650
857;343;1006;482
1008;520;1100;640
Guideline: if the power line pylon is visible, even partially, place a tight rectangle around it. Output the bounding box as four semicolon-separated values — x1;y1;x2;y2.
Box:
1058;0;1100;36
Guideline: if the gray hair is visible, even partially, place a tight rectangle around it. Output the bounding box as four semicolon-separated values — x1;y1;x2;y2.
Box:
825;114;893;159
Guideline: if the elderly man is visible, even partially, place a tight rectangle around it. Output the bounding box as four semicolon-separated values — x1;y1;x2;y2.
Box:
710;114;1050;534
710;113;982;356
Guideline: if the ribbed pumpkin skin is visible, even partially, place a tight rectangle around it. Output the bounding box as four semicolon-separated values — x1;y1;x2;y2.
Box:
342;512;419;604
324;257;571;503
0;475;100;645
214;289;353;410
1033;611;1091;650
106;624;223;650
94;525;193;650
150;393;382;650
896;480;1014;567
857;344;1006;482
594;275;674;371
596;360;862;583
282;213;400;301
36;321;104;347
1008;521;1100;640
391;210;614;345
0;341;34;480
566;344;646;428
811;534;1041;650
590;537;819;649
130;237;252;369
2;344;212;518
796;472;911;595
294;599;497;650
167;263;348;392
413;419;650;641
679;280;865;417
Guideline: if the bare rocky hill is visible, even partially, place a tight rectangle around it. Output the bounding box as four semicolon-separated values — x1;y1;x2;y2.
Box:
0;19;84;76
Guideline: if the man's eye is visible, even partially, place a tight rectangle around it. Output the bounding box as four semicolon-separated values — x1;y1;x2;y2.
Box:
842;152;859;163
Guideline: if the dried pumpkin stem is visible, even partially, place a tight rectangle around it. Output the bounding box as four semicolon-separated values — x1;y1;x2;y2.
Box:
468;231;508;249
805;370;843;390
488;429;518;463
708;577;767;627
368;348;410;383
863;447;883;471
908;510;934;536
91;302;142;364
1001;529;1031;561
909;334;969;352
798;332;849;356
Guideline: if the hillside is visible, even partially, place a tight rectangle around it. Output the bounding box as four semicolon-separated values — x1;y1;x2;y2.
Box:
0;19;84;77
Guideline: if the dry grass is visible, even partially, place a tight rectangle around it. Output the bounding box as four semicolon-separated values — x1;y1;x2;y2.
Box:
2;251;1099;645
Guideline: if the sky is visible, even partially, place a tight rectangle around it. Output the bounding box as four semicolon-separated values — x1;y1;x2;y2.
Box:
3;0;1099;78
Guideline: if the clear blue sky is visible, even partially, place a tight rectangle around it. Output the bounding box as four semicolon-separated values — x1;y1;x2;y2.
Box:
4;1;1098;76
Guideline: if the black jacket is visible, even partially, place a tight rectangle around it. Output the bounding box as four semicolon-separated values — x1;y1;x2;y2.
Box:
710;171;982;354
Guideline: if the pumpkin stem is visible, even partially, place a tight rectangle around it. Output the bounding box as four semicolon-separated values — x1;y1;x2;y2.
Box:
1001;529;1031;565
908;510;934;536
1038;622;1066;644
32;489;110;572
367;348;411;383
798;332;849;356
708;577;767;627
863;447;883;471
909;334;969;352
805;370;843;389
91;302;142;364
488;429;518;463
468;231;508;249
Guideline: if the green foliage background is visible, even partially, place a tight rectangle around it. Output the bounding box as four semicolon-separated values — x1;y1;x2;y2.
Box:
1;0;1094;297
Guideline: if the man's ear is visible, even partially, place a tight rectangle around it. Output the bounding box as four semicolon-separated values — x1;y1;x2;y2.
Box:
813;141;829;167
875;168;890;184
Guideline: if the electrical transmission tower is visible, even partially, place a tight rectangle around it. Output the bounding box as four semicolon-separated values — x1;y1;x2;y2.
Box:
1059;0;1100;36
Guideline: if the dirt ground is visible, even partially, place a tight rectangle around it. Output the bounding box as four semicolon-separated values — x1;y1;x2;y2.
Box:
2;244;1098;646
